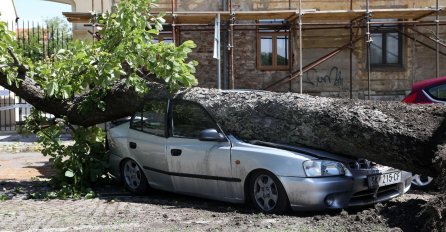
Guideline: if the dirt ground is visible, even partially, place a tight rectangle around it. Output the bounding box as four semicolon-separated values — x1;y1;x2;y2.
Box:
0;152;438;232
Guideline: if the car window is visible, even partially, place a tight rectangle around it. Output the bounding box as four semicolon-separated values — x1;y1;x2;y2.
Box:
130;100;167;137
172;101;217;139
427;84;446;100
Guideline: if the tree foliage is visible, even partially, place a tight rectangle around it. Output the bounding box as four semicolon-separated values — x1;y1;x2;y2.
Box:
0;0;198;196
44;16;71;36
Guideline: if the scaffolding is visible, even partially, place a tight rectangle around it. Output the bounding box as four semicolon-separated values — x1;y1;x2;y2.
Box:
63;0;446;99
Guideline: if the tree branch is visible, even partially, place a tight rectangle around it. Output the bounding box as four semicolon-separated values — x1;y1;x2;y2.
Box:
7;47;28;74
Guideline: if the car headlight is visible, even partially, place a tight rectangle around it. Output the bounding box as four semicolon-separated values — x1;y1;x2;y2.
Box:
303;160;352;177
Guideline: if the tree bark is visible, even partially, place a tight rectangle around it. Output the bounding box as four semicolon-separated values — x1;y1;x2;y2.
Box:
170;87;446;178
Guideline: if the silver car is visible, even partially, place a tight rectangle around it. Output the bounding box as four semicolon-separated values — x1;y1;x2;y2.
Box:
106;99;412;213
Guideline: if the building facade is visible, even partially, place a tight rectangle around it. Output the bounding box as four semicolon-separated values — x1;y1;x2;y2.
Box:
63;0;446;100
0;0;17;23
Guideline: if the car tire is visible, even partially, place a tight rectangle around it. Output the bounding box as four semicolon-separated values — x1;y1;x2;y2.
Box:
121;159;149;194
249;170;289;214
411;174;434;190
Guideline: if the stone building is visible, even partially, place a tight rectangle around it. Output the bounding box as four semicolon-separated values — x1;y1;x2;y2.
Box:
61;0;446;100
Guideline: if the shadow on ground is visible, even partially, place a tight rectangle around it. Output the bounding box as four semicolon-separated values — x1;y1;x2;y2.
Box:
24;161;56;179
378;198;428;232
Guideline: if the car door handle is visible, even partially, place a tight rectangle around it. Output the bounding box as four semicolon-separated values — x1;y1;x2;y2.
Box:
129;142;137;149
171;149;182;156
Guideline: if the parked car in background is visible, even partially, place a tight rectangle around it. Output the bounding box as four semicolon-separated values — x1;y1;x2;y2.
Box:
402;76;446;189
107;99;412;213
403;76;446;104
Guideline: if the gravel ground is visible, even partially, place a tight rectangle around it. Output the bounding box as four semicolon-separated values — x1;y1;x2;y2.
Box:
0;180;436;232
0;151;437;232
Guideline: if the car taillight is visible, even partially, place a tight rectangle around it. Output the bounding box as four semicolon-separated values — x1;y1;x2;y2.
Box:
402;92;417;103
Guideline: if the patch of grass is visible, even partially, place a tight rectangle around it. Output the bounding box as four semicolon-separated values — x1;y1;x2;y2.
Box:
0;193;9;201
28;187;96;201
14;187;23;194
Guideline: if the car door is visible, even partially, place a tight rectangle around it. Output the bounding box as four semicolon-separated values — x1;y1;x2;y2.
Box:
166;100;234;199
127;99;173;191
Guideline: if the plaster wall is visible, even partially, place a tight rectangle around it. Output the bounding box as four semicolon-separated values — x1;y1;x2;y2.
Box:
0;0;17;23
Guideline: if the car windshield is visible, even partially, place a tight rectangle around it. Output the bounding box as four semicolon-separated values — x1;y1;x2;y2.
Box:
172;100;217;138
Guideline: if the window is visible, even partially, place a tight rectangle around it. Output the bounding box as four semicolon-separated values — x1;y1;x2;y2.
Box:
427;84;446;100
130;100;167;137
172;101;217;139
370;19;402;67
257;20;290;70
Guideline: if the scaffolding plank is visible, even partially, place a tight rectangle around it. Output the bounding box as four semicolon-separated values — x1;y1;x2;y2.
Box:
64;8;444;24
166;8;442;24
62;12;92;23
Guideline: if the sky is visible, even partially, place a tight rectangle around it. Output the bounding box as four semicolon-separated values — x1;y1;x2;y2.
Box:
14;0;72;24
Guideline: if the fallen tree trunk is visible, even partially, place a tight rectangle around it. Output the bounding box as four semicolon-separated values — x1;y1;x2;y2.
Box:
168;87;446;178
1;72;444;177
166;87;446;231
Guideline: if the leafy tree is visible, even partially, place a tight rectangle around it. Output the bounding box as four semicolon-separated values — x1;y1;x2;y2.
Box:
0;0;197;196
43;16;71;37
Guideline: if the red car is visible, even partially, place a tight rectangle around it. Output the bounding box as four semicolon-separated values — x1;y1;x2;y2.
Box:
402;77;446;189
403;76;446;104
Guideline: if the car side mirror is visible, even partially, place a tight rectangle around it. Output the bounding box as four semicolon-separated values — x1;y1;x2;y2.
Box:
199;129;226;142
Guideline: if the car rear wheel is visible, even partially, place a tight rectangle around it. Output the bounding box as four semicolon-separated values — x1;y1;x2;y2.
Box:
121;159;148;194
249;171;289;214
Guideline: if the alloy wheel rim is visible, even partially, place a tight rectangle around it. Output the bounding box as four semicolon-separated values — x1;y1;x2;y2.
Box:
253;174;279;211
124;160;142;189
412;174;433;187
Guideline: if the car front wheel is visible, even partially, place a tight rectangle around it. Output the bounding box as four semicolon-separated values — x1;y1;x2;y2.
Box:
121;159;148;194
411;174;434;190
249;171;289;214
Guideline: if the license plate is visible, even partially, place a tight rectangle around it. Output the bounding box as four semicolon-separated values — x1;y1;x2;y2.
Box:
368;171;401;188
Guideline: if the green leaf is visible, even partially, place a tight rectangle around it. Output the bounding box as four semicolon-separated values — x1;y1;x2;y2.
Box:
147;29;159;35
85;191;95;199
65;170;74;178
46;81;58;96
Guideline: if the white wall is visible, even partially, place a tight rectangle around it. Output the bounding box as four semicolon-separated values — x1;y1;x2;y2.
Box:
0;0;17;23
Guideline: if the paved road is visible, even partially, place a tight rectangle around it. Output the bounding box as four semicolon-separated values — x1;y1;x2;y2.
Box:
0;152;52;181
0;149;434;232
0;179;433;232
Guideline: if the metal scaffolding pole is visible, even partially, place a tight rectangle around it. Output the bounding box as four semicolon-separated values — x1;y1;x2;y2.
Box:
350;21;353;99
215;14;221;89
399;29;446;56
172;0;176;45
366;0;371;100
229;0;235;89
299;0;303;94
436;0;440;78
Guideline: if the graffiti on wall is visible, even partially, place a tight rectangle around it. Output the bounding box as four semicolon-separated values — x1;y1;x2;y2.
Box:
303;66;344;87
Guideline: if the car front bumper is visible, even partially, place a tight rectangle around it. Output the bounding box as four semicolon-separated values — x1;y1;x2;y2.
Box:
279;170;412;211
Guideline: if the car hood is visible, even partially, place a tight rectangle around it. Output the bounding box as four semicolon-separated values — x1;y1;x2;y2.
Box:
247;140;357;163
